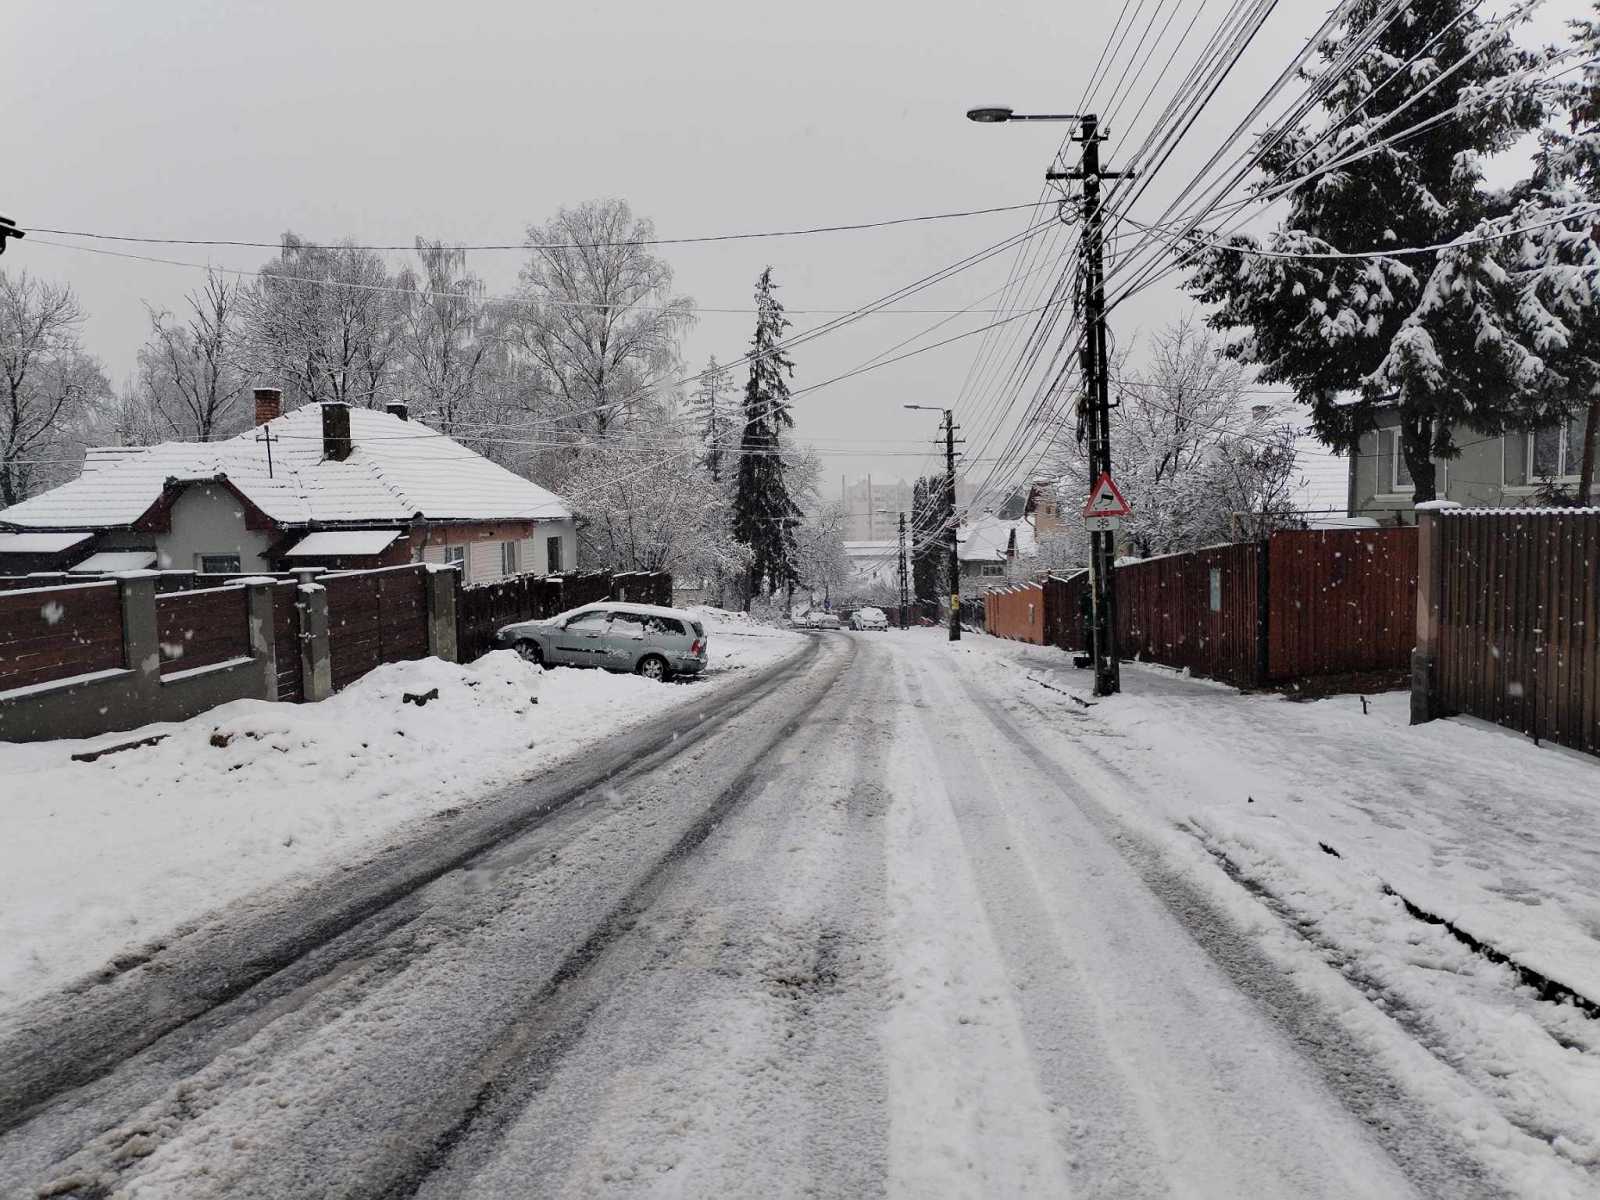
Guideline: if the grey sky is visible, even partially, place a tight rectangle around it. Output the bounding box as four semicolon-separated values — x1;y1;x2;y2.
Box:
5;0;1588;507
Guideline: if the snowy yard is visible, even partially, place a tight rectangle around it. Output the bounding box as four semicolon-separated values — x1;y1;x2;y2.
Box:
0;609;804;1013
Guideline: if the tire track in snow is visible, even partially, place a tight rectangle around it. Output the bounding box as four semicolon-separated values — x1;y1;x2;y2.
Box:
939;651;1524;1200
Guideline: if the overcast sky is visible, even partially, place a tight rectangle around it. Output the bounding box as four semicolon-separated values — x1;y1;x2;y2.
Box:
5;0;1587;506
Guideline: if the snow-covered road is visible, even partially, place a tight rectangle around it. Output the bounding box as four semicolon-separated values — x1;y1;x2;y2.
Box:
2;631;1594;1198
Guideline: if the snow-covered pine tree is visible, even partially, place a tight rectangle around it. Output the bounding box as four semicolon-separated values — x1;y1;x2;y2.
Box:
732;268;802;608
688;355;736;483
1505;4;1600;503
1188;0;1545;503
910;473;950;608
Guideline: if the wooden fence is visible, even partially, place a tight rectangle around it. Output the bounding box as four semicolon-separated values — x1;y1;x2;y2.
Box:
1432;509;1599;755
155;586;250;676
324;566;432;691
1036;528;1418;689
0;581;124;691
982;582;1047;644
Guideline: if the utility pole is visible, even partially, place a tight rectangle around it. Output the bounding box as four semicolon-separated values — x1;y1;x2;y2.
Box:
1049;112;1125;696
944;409;961;642
897;512;909;629
903;403;962;641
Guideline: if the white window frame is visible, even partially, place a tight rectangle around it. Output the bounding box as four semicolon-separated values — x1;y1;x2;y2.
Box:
500;540;518;577
980;562;1005;578
1513;418;1586;485
1374;425;1446;499
198;553;241;574
546;535;564;574
441;545;466;572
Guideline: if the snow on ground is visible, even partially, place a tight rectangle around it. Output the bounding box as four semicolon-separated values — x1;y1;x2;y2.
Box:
939;628;1600;1181
0;610;804;1013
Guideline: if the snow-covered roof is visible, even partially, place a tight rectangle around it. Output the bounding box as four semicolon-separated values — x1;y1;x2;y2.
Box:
70;550;158;573
0;531;93;553
0;405;571;532
281;529;402;558
958;514;1037;563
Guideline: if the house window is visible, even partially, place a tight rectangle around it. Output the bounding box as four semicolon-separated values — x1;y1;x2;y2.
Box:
198;554;240;574
1522;413;1588;481
441;545;466;571
980;562;1005;577
501;540;518;577
546;536;564;574
1376;425;1445;495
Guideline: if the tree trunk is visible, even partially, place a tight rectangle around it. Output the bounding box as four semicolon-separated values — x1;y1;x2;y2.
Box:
1402;419;1438;505
1577;397;1599;507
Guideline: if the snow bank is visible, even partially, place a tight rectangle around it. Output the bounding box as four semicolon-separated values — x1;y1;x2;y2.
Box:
0;611;804;1011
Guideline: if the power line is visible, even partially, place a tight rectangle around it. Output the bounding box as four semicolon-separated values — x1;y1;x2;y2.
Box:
21;201;1044;252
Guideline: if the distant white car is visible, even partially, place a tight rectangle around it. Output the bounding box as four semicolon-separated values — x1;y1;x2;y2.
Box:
799;610;841;630
849;607;889;631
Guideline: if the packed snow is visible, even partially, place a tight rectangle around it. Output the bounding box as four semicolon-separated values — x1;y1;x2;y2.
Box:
0;609;804;1013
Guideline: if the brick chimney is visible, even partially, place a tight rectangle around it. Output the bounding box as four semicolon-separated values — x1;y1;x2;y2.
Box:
254;387;283;426
386;401;409;421
321;401;352;462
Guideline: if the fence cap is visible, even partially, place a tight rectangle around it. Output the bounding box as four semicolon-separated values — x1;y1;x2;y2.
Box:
1414;499;1463;512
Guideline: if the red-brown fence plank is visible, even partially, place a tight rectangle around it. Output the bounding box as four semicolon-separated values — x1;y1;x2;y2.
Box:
155;586;250;676
0;582;125;691
1436;510;1599;756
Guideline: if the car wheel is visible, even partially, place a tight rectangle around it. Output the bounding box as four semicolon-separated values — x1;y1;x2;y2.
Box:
636;654;668;682
515;640;544;666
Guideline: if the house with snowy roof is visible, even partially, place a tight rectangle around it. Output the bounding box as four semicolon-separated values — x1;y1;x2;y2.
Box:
0;389;575;584
957;512;1039;584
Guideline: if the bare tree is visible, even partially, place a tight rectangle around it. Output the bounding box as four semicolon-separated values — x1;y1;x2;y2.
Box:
241;234;400;410
395;240;500;438
1052;317;1300;557
509;199;694;441
0;269;110;507
137;270;249;441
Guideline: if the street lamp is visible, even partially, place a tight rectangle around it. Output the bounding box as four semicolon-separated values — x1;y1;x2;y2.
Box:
904;404;960;642
964;107;1082;124
965;102;1122;695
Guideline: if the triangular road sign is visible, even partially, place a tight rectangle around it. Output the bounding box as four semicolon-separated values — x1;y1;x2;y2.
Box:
1083;472;1131;518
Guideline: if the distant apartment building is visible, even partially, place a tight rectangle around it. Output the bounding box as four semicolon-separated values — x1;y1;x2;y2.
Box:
840;474;977;542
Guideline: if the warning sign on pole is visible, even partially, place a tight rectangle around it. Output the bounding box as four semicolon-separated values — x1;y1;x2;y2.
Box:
1082;472;1131;519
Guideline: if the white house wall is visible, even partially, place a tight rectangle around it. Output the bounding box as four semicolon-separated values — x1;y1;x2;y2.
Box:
157;484;274;571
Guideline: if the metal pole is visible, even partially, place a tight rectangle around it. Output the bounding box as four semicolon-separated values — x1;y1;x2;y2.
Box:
945;409;961;642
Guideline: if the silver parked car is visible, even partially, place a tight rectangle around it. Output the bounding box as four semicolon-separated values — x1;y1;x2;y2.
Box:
496;602;708;681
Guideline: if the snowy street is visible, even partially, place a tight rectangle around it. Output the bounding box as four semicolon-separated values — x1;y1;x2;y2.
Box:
3;629;1596;1199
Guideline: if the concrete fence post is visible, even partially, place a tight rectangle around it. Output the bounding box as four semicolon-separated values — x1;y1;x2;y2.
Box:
119;573;161;707
244;580;278;702
425;566;459;663
1410;505;1450;724
296;579;334;703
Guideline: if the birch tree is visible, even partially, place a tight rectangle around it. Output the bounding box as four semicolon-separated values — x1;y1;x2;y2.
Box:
395;239;501;439
510;199;694;442
242;234;400;409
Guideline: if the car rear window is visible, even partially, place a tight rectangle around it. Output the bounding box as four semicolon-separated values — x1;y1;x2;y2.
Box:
691;621;704;637
641;614;686;636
